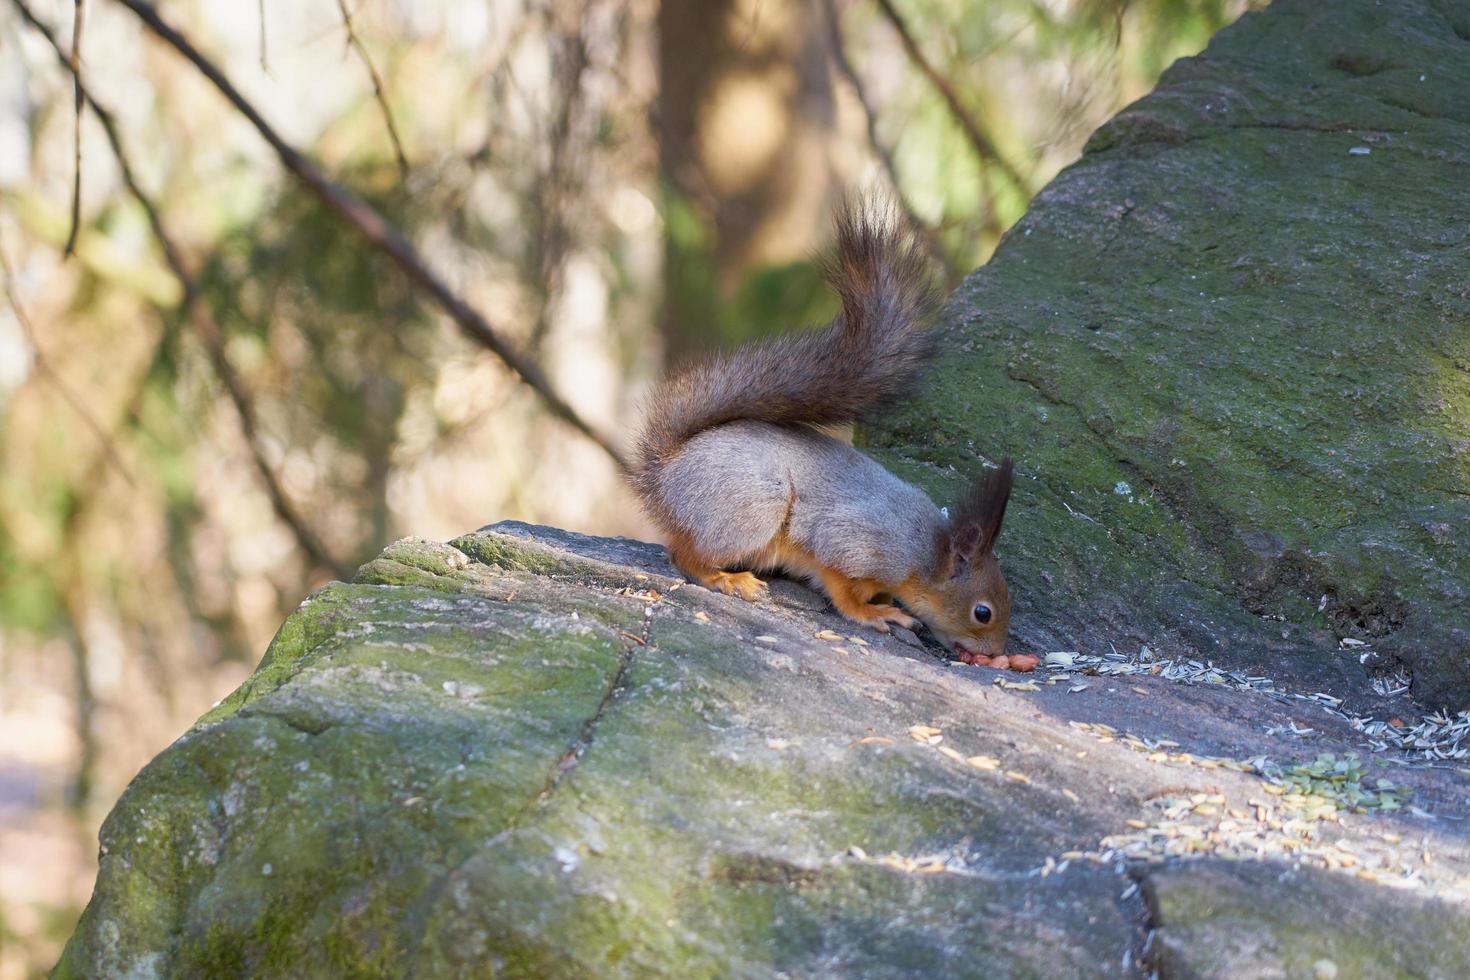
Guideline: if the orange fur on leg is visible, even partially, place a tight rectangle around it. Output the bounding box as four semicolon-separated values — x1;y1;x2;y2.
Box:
817;567;916;633
665;529;768;601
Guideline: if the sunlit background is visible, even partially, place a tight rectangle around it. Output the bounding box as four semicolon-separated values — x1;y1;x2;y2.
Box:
0;0;1258;972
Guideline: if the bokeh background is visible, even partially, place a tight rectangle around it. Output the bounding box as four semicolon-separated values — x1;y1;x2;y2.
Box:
0;0;1258;973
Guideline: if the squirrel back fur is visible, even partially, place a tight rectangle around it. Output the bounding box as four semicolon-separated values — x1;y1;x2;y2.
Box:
631;201;938;502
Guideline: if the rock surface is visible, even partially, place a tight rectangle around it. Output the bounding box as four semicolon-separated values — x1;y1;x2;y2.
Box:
867;0;1470;707
55;526;1470;977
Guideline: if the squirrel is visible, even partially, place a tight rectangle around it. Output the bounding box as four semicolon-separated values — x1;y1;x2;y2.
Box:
629;200;1025;667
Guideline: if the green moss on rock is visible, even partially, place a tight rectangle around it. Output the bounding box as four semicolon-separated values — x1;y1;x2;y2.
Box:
55;515;1470;976
870;0;1470;706
1148;861;1470;978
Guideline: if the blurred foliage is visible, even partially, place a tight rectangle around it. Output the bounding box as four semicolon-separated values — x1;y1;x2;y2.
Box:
0;0;1253;976
198;174;434;558
660;0;1259;354
661;186;840;355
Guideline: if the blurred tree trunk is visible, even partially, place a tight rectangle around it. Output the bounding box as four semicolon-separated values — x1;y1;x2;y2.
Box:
657;0;840;358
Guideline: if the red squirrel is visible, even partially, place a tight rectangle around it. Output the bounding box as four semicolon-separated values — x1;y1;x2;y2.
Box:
629;201;1026;668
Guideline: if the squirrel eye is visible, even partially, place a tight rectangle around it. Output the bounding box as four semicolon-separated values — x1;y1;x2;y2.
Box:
972;602;992;625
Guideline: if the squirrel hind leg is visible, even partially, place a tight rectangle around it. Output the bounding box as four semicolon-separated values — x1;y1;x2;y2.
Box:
666;530;768;602
707;570;768;602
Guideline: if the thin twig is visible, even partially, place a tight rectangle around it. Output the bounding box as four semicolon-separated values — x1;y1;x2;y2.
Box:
873;0;1030;195
820;0;953;283
0;240;136;487
63;0;86;257
256;0;269;73
13;0;353;579
112;0;627;471
60;595;96;811
335;0;409;179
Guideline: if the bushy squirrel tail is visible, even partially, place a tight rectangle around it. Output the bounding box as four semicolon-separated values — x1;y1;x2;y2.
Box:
632;199;939;497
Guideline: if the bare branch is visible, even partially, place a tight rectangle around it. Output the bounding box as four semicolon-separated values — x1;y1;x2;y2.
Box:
335;0;409;179
529;5;590;350
820;0;953;283
110;0;627;472
13;0;353;580
873;0;1031;196
63;0;86;257
0;239;136;487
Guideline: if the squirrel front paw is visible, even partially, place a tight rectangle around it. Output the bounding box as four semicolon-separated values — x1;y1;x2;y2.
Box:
854;603;917;633
707;571;768;602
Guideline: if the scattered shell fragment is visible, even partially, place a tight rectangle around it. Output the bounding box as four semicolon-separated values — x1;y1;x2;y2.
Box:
907;725;943;745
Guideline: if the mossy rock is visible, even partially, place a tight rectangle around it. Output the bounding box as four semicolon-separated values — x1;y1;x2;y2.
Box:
868;0;1470;708
55;526;1470;976
1146;861;1470;978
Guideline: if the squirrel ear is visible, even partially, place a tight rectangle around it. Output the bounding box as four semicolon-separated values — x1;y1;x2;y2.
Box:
951;523;982;564
950;458;1013;562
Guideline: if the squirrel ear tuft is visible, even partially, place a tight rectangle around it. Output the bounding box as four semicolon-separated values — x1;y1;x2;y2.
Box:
950;458;1013;561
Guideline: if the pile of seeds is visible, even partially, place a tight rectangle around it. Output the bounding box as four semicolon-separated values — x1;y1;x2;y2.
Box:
1048;726;1464;900
1068;721;1417;818
1069;790;1470;901
844;845;980;878
1068;720;1263;774
882;719;1467;900
1274;753;1411;814
1044;648;1278;693
1043;648;1470;765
